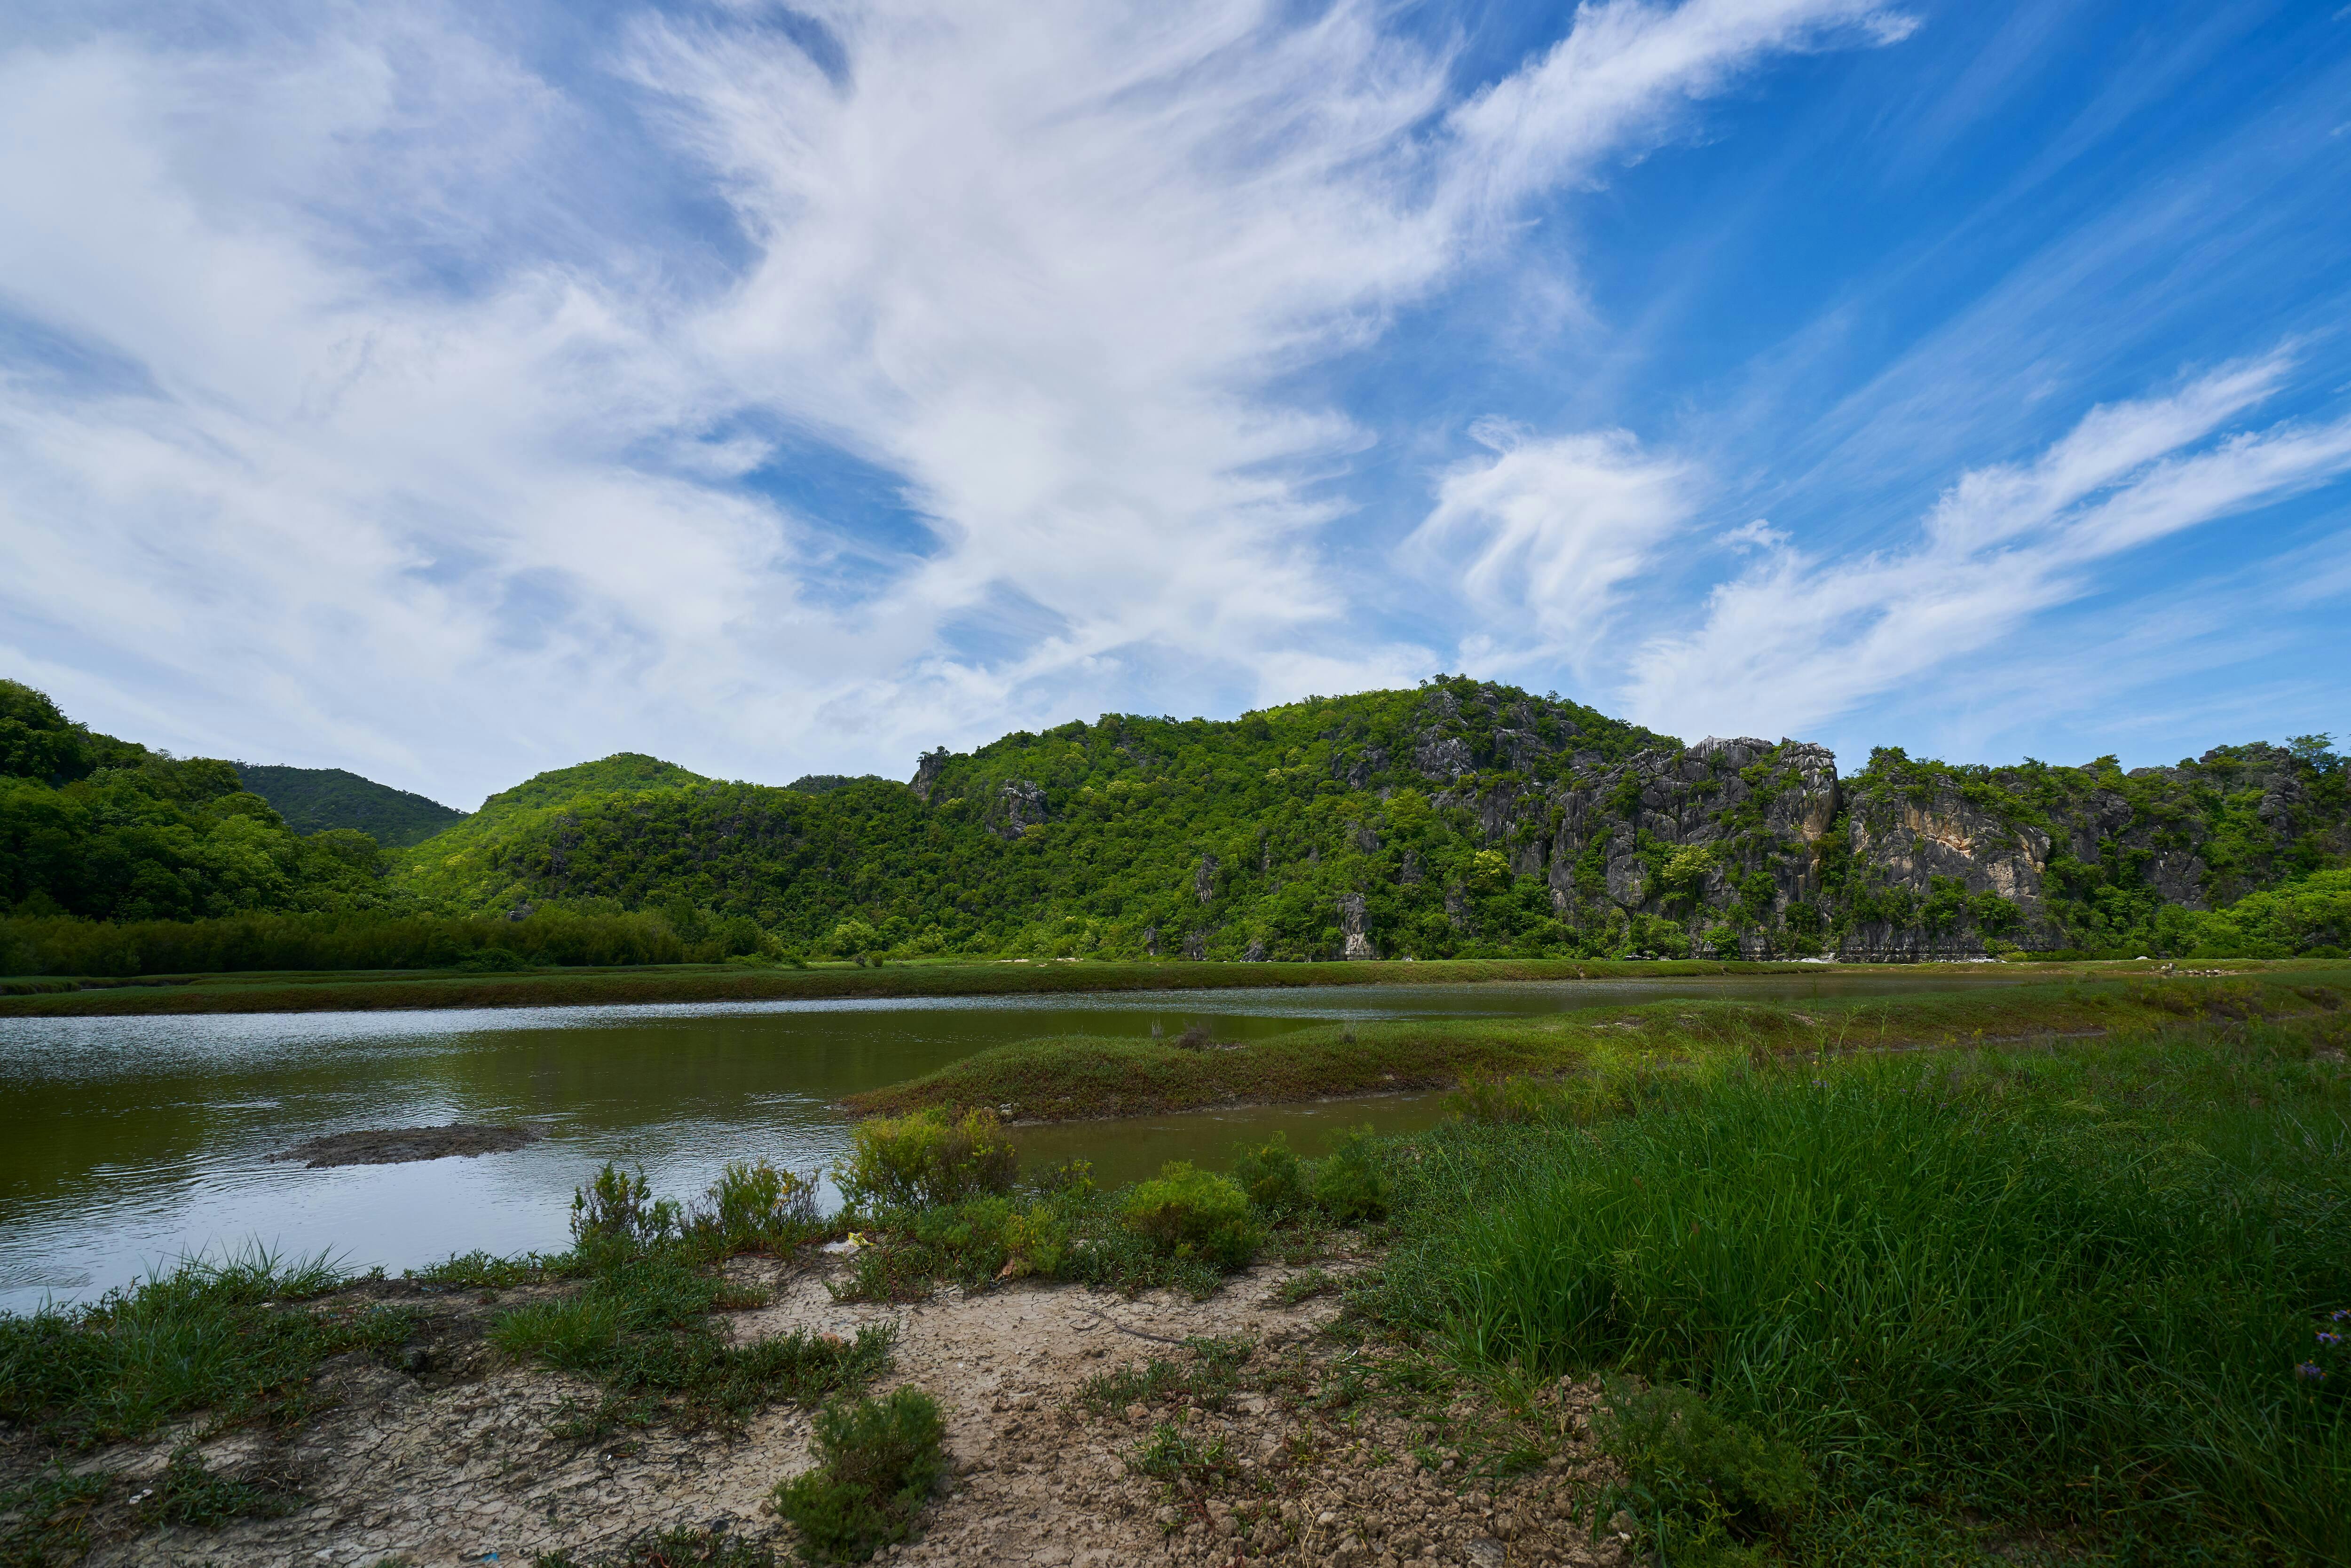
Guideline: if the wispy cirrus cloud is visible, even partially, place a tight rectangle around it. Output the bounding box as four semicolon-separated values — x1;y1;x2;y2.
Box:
1622;353;2351;740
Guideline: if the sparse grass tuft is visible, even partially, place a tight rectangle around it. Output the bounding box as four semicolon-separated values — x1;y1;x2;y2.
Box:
138;1446;301;1528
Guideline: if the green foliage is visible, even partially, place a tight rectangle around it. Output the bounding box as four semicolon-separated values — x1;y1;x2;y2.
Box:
770;1386;947;1563
1373;1022;2351;1561
533;1525;778;1568
1309;1124;1393;1223
140;1445;301;1527
691;1159;822;1254
0;1246;409;1447
1120;1163;1262;1268
233;764;465;848
570;1163;683;1253
1593;1379;1813;1566
0;905;699;977
836;1109;1018;1215
0;1467;106;1568
1230;1133;1309;1215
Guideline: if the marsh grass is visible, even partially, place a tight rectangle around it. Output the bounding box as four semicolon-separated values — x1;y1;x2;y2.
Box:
532;1524;778;1568
0;1246;411;1447
138;1446;301;1528
844;978;2343;1122
1369;1019;2351;1563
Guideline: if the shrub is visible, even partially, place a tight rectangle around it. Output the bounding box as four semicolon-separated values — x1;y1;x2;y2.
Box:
999;1205;1070;1279
1310;1126;1390;1223
1594;1379;1812;1566
1230;1134;1307;1215
690;1160;820;1253
836;1110;1018;1214
571;1163;681;1253
456;946;527;972
1120;1163;1261;1269
771;1386;947;1562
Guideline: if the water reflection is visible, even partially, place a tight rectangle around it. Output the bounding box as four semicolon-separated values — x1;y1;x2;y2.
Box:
0;974;2011;1309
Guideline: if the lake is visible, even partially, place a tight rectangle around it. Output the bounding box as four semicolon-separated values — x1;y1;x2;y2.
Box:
0;972;2013;1310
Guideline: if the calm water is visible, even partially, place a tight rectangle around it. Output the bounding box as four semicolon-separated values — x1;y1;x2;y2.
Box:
0;974;2010;1310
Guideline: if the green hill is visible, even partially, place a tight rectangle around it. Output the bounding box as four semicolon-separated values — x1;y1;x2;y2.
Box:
7;672;2346;961
235;764;465;848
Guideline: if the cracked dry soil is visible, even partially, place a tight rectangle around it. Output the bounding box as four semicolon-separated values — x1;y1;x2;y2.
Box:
12;1255;1630;1568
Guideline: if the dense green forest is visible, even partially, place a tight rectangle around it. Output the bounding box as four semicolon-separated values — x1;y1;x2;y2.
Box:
3;674;2346;976
233;764;465;848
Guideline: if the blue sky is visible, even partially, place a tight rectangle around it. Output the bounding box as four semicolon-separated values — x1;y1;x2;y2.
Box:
2;0;2347;808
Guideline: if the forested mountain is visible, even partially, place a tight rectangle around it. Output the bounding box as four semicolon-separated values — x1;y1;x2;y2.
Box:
5;674;2347;961
234;764;465;848
0;681;396;921
391;678;2349;961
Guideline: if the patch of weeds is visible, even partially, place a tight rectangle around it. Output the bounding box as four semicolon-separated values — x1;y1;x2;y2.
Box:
534;1525;777;1568
135;1445;302;1528
771;1386;947;1563
1593;1379;1813;1567
1272;1268;1336;1307
541;1323;897;1443
1076;1336;1255;1415
1231;1135;1309;1215
1127;1418;1243;1500
404;1250;553;1289
0;1246;411;1447
0;1469;105;1568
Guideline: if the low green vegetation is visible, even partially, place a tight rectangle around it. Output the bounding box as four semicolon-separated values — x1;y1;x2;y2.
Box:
488;1159;890;1440
769;1386;948;1563
1361;1012;2351;1564
0;1247;410;1448
845;975;2347;1121
533;1524;779;1568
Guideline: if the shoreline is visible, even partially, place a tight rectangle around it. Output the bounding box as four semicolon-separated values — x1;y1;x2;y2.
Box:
0;953;2316;1019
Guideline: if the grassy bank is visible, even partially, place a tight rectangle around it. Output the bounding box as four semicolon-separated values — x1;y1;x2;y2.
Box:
1364;1016;2351;1564
844;973;2351;1121
0;954;2242;1018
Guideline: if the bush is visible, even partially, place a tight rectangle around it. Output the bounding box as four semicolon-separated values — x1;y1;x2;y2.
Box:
771;1386;947;1562
1120;1163;1261;1269
1594;1379;1813;1566
689;1160;820;1253
1310;1126;1390;1223
570;1163;681;1253
836;1110;1018;1214
1230;1134;1308;1215
456;946;527;972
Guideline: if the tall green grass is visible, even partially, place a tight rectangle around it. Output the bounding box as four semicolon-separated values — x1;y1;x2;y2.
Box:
1373;1024;2351;1561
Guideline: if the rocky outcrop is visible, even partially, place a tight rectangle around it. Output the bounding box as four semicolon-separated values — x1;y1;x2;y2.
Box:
1194;854;1220;904
986;779;1049;839
1336;893;1374;960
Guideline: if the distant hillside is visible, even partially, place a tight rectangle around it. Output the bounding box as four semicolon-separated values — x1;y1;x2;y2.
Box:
9;672;2346;961
0;679;399;922
787;774;884;794
393;676;2349;961
236;764;465;848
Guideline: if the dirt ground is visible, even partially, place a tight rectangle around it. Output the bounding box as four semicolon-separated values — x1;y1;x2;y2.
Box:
14;1253;1630;1568
264;1124;547;1167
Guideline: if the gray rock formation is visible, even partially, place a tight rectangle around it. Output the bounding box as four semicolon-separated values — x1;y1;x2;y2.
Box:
1336;893;1374;960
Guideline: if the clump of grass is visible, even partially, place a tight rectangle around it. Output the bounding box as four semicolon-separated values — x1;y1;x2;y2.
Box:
1272;1268;1337;1308
1372;1021;2351;1562
533;1524;776;1567
404;1250;553;1289
1230;1134;1308;1214
491;1245;892;1438
771;1386;947;1563
136;1445;301;1528
1120;1163;1261;1268
0;1468;105;1568
1308;1126;1390;1223
1076;1337;1255;1416
1127;1419;1243;1499
0;1245;410;1446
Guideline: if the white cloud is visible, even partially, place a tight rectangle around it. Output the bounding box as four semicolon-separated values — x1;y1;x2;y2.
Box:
1625;354;2351;740
0;0;1912;798
1404;421;1693;662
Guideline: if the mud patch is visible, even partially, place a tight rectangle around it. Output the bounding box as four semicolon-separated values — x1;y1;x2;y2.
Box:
266;1123;545;1167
